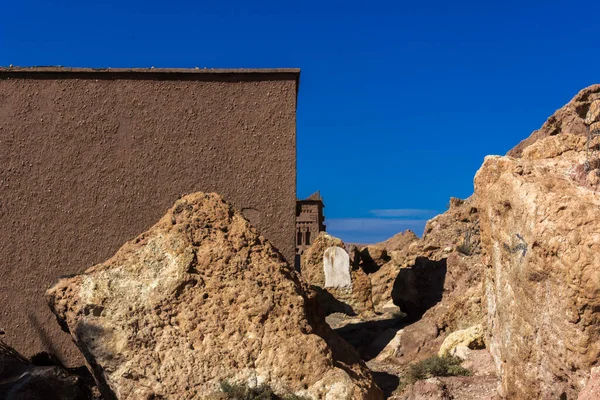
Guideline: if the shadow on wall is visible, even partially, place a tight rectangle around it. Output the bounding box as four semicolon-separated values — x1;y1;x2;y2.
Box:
391;257;447;322
27;312;61;361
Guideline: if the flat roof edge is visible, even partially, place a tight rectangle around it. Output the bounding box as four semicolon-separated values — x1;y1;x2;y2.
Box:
0;66;301;75
0;67;300;95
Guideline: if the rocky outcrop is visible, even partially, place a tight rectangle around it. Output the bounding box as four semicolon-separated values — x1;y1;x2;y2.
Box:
508;84;600;157
301;233;374;316
47;193;382;400
368;197;486;374
377;230;419;252
358;246;390;274
377;87;600;398
475;134;600;399
370;197;483;330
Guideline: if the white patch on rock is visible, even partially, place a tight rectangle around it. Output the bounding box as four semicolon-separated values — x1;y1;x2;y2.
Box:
323;246;351;288
450;344;472;360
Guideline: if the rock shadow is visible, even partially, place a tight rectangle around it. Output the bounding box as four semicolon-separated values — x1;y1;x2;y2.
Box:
334;316;409;361
27;312;62;360
391;257;447;322
313;286;357;316
0;337;95;400
358;247;390;274
72;322;118;400
371;371;400;398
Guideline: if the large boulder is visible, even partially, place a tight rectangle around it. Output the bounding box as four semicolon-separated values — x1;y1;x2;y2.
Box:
301;233;344;286
47;193;383;400
301;233;374;316
475;134;600;398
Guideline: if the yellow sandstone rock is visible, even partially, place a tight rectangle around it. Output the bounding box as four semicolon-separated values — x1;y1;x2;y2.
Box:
438;324;484;357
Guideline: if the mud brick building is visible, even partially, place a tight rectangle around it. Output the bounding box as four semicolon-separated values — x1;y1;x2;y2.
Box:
0;67;299;364
295;191;326;256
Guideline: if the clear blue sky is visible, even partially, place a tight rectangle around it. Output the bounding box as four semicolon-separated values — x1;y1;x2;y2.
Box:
2;1;599;243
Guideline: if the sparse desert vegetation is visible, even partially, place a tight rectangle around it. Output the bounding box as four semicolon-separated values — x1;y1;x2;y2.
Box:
404;355;471;384
218;381;310;400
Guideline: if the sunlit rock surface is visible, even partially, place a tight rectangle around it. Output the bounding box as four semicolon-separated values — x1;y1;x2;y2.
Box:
47;193;382;400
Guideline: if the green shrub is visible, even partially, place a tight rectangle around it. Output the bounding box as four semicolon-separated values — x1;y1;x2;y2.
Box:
394;355;471;393
457;229;475;255
219;381;309;400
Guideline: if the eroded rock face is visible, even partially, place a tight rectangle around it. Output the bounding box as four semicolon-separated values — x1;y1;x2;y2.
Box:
47;193;382;400
475;134;600;399
508;84;600;157
371;198;484;330
301;233;374;316
578;367;600;400
369;197;486;372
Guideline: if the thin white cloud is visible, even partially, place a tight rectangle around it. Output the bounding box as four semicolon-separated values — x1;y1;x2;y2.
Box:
326;217;427;244
369;209;438;218
327;218;426;233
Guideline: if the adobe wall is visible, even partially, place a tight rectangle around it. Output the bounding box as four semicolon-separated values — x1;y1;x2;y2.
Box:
0;68;298;364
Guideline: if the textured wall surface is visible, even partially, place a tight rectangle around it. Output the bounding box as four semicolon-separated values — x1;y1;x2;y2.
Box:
0;68;298;365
